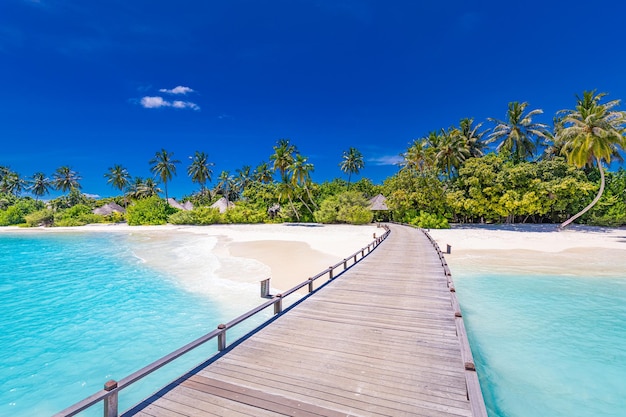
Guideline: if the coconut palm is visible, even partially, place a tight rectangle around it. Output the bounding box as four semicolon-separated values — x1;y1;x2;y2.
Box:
340;147;364;188
402;138;433;173
104;165;131;193
28;172;52;201
487;101;550;162
435;128;471;179
215;171;236;204
456;118;488;158
556;90;626;229
289;153;317;212
253;161;273;184
187;151;214;196
0;170;26;196
270;139;296;182
149;149;180;202
235;165;252;195
53;166;81;193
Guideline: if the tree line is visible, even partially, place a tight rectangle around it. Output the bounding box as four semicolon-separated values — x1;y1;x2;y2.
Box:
1;90;625;228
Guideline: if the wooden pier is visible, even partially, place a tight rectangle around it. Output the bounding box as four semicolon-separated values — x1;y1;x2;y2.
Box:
122;224;486;417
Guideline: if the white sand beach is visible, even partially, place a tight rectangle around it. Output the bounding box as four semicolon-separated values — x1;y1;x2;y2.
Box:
1;223;382;296
427;224;626;277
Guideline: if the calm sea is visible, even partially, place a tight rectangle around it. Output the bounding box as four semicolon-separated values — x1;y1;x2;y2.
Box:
455;271;626;417
2;232;625;416
0;232;266;416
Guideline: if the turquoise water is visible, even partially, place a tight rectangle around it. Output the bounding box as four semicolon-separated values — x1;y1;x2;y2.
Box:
0;232;266;416
455;271;626;417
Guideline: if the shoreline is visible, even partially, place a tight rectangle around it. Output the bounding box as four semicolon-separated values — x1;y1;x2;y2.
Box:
427;224;626;277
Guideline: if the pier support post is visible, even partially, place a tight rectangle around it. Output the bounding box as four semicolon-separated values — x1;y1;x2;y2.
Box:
446;244;451;254
104;380;118;417
274;294;283;315
217;324;226;351
260;278;271;298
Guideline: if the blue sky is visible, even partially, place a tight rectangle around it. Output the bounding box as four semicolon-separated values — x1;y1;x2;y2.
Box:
2;0;626;198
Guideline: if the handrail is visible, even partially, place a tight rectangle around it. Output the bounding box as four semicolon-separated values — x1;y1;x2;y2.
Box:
419;227;488;417
53;224;391;417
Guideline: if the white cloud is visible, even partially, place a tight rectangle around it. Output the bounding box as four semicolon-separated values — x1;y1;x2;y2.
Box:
159;86;194;95
140;96;200;111
172;100;200;111
368;155;403;166
140;96;169;108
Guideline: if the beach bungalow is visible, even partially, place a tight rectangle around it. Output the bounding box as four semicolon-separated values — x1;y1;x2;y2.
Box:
210;197;235;213
368;193;390;221
92;202;125;216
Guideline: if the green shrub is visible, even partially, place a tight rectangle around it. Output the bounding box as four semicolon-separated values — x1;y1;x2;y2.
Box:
409;211;450;229
313;196;339;223
25;209;55;227
338;205;373;225
0;199;45;226
314;191;373;225
54;204;104;227
169;207;222;225
222;205;268;224
126;196;171;225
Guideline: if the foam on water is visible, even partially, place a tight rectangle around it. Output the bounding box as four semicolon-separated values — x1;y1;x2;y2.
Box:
0;232;268;416
455;270;626;417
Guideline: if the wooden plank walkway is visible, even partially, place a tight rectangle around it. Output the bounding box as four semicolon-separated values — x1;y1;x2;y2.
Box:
124;224;485;417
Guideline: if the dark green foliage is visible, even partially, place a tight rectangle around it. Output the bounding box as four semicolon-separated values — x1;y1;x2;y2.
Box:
126;196;174;225
54;204;104;227
0;198;44;226
314;191;373;225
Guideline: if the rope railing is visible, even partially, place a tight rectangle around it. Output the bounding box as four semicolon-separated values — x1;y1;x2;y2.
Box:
53;224;391;417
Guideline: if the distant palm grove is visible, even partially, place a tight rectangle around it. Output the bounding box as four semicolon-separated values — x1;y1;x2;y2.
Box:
1;91;626;228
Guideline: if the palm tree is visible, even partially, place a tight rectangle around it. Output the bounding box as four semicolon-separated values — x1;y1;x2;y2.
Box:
215;171;236;204
340;147;364;188
53;166;81;193
29;172;52;201
140;178;162;198
556;90;626;229
1;170;26;196
104;164;131;193
456;118;488;158
188;151;214;196
270;139;296;182
253;161;274;184
149;149;180;202
289;153;317;212
402;138;435;173
487;101;550;162
235;165;252;196
435;128;470;179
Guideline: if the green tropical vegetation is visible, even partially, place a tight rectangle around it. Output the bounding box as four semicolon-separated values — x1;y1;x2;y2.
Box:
1;91;626;228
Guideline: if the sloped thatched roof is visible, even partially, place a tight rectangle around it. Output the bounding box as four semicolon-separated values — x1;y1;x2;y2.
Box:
93;202;126;216
368;194;389;211
182;201;194;211
210;197;235;213
167;198;187;210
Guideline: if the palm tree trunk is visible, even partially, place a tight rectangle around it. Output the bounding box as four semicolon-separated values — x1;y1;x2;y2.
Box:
559;157;605;230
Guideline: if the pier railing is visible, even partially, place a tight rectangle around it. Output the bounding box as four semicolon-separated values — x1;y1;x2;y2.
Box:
53;225;390;417
420;228;488;417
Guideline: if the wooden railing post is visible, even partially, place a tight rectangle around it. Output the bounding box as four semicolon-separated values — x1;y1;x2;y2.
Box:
260;278;271;298
329;267;334;280
217;324;226;351
103;380;118;417
308;278;314;293
274;294;283;315
343;259;347;270
353;254;357;264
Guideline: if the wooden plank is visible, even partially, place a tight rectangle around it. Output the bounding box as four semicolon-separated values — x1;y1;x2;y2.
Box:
123;224;486;417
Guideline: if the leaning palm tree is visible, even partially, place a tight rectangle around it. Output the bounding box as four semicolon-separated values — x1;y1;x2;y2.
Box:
215;171;236;204
53;166;81;193
187;151;214;196
149;149;180;202
487;101;550;163
340;147;364;188
556;90;626;229
28;172;52;201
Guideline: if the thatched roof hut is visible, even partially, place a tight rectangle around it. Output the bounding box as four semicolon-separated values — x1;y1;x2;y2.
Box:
368;194;389;211
167;198;189;210
210;197;235;213
182;201;194;211
93;202;125;216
